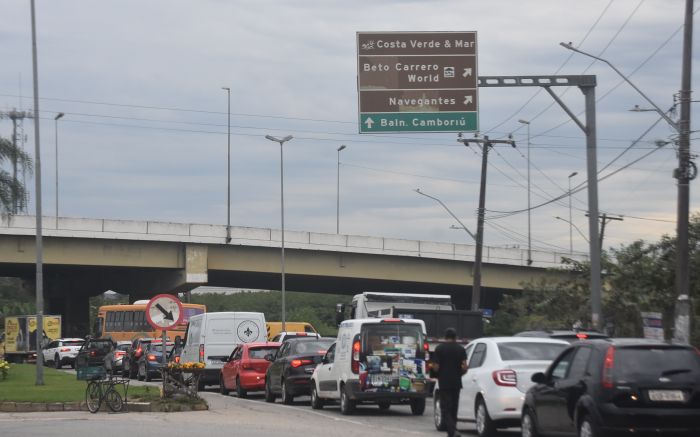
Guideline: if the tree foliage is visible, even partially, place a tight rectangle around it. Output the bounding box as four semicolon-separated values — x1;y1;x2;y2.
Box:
0;136;33;214
489;214;700;345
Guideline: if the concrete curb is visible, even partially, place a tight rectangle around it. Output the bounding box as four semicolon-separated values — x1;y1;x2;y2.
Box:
0;399;208;413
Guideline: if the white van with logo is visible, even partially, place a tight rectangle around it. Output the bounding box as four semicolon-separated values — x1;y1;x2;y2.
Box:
310;318;430;415
181;312;266;389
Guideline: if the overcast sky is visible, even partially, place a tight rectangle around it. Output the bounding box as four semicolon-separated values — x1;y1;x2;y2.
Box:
0;0;698;255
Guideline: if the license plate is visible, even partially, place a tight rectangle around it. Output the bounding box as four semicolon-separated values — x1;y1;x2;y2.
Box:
648;390;685;402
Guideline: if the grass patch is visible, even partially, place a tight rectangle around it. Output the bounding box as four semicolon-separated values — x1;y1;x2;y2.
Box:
0;364;153;403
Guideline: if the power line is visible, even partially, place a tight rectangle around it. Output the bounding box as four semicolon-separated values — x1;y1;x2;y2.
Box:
483;0;615;134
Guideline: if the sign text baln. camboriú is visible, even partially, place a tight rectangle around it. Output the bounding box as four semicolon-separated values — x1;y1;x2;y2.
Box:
357;31;478;133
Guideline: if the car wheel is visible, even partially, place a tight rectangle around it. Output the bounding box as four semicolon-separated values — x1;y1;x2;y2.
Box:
145;368;152;382
310;384;324;410
378;402;391;411
434;392;446;431
197;379;206;392
236;377;247;398
264;377;276;403
281;380;294;405
219;375;230;395
129;364;137;379
475;398;496;437
522;408;540;437
137;364;144;381
54;354;61;369
578;414;601;437
410;398;426;415
339;384;355;415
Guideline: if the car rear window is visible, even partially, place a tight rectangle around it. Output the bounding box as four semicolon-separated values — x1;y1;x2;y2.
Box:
615;347;700;381
361;323;425;355
249;347;279;359
497;342;568;361
292;340;334;355
150;344;174;353
116;344;130;351
63;341;84;347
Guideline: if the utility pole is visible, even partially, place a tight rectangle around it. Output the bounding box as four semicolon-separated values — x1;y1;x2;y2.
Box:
518;119;533;265
458;134;515;311
336;145;346;234
221;87;231;243
596;213;623;252
568;172;578;254
673;0;695;344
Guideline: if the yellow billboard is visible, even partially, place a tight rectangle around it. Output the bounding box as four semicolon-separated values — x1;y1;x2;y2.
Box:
4;317;20;353
4;315;61;353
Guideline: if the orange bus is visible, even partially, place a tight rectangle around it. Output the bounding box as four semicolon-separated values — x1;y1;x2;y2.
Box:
94;300;206;342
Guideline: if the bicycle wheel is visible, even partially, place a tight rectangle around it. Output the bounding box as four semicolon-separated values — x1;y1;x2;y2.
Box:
105;387;123;412
85;381;102;413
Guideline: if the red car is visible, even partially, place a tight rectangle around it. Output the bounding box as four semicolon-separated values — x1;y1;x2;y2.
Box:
220;342;281;397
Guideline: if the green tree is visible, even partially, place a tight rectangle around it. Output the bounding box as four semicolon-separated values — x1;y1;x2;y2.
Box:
489;214;700;345
0;136;33;214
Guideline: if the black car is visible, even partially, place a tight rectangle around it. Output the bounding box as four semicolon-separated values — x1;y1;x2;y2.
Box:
515;330;609;343
137;341;174;381
522;339;700;437
122;337;155;379
75;338;114;379
264;337;335;404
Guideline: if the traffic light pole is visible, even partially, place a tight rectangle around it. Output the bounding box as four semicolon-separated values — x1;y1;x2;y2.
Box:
478;75;602;330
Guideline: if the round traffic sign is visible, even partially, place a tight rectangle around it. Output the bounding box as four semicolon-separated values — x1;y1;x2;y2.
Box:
145;294;183;330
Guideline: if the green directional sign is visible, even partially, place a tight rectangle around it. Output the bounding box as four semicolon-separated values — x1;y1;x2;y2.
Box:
357;31;478;134
360;112;477;133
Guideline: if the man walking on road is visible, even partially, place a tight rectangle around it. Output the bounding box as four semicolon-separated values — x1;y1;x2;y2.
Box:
432;327;468;437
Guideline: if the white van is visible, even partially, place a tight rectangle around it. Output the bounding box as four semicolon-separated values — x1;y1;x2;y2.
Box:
310;318;430;415
180;312;266;389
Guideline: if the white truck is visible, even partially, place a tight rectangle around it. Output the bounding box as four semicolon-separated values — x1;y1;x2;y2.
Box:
336;292;484;348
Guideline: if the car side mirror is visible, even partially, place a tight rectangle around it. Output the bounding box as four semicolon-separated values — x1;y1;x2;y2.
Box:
322;356;329;364
531;372;547;384
264;353;274;362
335;303;346;327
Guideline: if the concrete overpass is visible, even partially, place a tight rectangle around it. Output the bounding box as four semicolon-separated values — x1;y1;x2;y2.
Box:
0;215;586;335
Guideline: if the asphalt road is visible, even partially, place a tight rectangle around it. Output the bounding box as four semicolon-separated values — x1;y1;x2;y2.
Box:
0;371;518;437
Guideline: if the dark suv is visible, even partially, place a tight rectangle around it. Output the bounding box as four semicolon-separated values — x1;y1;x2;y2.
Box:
122;337;155;379
522;339;700;436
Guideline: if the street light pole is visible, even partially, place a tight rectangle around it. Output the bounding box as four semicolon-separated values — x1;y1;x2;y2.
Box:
222;87;231;243
518;119;532;265
568;172;578;254
555;216;588;243
336;145;346;234
414;188;476;241
54;112;64;225
30;0;45;384
265;135;293;333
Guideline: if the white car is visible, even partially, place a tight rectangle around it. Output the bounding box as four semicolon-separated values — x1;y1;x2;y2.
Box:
433;337;569;437
42;338;85;369
271;331;321;343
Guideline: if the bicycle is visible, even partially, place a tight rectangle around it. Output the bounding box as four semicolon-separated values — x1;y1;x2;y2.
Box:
85;374;129;413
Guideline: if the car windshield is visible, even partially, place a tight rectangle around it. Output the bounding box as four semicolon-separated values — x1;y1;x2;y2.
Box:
615;347;700;381
249;347;279;359
292;340;334;355
497;342;568;361
361;322;424;355
63;341;84;347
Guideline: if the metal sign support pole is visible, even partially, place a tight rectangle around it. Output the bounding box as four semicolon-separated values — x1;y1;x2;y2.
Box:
478;75;601;330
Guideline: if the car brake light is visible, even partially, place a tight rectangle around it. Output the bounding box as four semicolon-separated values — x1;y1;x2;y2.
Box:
351;339;361;374
135;347;142;357
115;351;125;357
576;333;588;339
89;350;96;357
291;359;313;368
492;370;517;387
60;348;71;352
296;332;307;336
602;346;615;389
381;319;403;323
175;355;181;363
199;344;205;363
147;354;157;361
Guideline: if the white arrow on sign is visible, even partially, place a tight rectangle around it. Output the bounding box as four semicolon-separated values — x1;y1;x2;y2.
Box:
463;95;473;105
364;117;375;129
463;68;473;77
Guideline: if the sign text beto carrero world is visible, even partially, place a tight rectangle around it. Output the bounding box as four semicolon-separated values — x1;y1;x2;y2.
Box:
357;32;478;133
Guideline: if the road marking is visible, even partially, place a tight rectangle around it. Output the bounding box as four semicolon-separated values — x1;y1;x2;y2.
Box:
0;417;88;422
